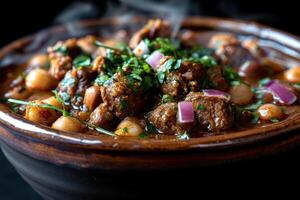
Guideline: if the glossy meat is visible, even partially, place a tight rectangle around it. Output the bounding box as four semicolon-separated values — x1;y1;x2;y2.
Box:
100;72;148;119
148;102;193;135
129;19;171;48
160;58;205;99
185;92;233;131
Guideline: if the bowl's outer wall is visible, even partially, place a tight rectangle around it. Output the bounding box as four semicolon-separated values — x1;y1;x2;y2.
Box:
0;17;300;199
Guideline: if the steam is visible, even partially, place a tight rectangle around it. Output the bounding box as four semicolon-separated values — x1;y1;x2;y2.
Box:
0;0;191;67
110;0;190;38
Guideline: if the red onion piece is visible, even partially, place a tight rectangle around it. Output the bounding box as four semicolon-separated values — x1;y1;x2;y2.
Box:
177;101;194;123
133;41;149;57
146;51;164;69
203;89;230;100
266;80;297;105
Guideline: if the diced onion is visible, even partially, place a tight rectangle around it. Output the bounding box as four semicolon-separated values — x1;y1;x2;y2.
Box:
203;89;230;100
266;80;297;105
177;101;194;123
133;41;149;57
146;50;164;69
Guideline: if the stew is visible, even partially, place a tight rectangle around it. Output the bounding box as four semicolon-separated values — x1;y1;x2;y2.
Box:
1;19;300;139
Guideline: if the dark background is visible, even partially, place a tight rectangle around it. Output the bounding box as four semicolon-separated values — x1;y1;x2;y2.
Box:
0;0;299;199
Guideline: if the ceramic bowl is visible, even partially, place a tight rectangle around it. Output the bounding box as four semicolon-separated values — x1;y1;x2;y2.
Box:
0;17;299;199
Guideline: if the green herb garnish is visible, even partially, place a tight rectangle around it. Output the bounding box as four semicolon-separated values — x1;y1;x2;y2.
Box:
146;38;178;56
244;100;264;111
223;67;242;86
258;78;271;87
54;44;68;55
161;94;175;103
95;41;124;53
73;55;92;68
95;74;110;86
198;55;217;68
7;98;69;116
94;126;116;137
139;121;157;139
251;112;260;124
197;105;205;111
139;131;150;139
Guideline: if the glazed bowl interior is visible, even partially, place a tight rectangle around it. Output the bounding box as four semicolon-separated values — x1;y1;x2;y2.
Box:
0;16;300;152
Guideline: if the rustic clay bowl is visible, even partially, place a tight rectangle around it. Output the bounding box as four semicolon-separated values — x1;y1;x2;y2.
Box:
0;17;300;199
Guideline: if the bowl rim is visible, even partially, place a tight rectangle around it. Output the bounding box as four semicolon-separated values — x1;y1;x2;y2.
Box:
0;16;300;152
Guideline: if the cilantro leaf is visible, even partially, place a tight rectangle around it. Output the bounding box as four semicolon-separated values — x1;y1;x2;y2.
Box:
73;55;92;68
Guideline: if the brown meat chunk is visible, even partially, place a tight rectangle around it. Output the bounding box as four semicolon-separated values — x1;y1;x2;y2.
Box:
206;66;229;91
100;72;148;119
49;55;72;80
89;103;115;129
160;59;205;99
208;33;256;69
185;92;233;131
48;38;83;80
57;68;97;110
161;72;188;98
129;19;171;48
148;102;194;135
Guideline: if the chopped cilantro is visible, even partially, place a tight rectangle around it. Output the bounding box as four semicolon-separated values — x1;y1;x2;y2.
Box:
54;44;68;55
258;78;271;87
197;105;205;111
251;112;260;124
198;55;217;68
139;131;150;139
157;71;166;84
95;74;110;86
244;100;264;111
223;67;242;86
146;37;178;56
161;94;175;103
60;72;75;88
156;58;182;84
73;55;92;68
294;83;300;90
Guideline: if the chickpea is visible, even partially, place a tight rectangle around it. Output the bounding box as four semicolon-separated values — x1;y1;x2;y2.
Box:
28;54;49;68
51;116;84;132
25;69;56;91
83;85;101;111
25;100;58;126
284;66;300;83
42;96;63;109
257;104;284;121
115;117;144;137
229;83;253;105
